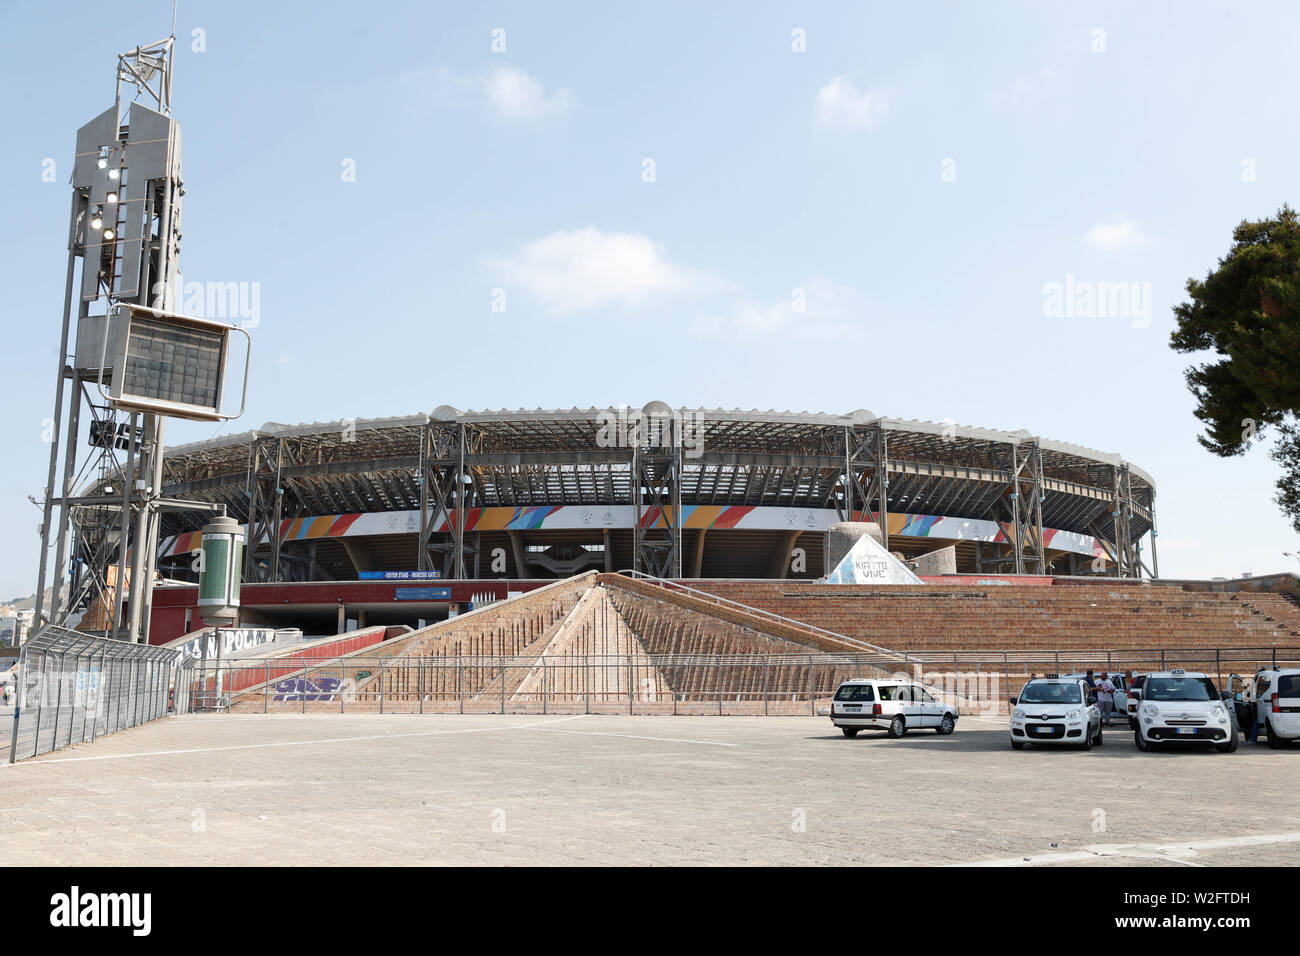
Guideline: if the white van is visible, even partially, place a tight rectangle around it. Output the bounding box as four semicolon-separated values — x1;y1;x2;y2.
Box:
829;678;959;739
1251;669;1300;747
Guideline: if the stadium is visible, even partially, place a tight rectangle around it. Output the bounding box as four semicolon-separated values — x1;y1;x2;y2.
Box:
141;404;1157;589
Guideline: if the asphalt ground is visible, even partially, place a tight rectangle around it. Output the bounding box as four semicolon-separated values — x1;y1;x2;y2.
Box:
2;713;1297;866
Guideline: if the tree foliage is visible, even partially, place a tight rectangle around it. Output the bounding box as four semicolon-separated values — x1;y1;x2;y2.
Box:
1170;205;1300;532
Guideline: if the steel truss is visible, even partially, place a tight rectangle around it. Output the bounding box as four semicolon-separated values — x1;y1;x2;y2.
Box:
633;425;682;578
418;420;481;578
840;423;889;549
1007;440;1046;575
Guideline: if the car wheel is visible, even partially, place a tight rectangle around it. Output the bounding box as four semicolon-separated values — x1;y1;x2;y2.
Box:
1216;731;1239;753
936;714;955;735
1267;721;1286;749
1010;740;1025;750
1082;727;1094;750
1134;729;1150;752
1095;725;1104;747
887;715;906;738
841;727;860;738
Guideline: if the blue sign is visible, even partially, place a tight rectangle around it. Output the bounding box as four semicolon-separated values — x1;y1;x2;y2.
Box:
360;571;442;580
395;586;452;601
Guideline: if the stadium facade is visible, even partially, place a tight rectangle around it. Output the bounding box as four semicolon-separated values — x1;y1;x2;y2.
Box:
131;405;1156;585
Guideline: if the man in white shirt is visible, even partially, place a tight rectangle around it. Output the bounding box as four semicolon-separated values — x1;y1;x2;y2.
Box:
1096;671;1116;727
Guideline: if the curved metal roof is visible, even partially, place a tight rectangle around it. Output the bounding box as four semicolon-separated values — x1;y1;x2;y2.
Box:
142;407;1153;545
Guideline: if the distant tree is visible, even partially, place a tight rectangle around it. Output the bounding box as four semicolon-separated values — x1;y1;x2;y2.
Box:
1170;205;1300;532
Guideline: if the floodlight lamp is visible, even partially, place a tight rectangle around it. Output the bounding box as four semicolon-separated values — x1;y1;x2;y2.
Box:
108;168;119;180
90;214;103;230
102;228;115;240
106;192;118;203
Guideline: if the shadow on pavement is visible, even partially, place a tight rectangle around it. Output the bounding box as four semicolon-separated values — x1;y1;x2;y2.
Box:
805;725;1263;757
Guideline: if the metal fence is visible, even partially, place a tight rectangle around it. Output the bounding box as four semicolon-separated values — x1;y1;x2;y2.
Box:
186;646;1300;718
8;625;194;762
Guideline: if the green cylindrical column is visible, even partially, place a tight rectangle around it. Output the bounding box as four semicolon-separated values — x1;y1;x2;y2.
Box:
198;515;243;626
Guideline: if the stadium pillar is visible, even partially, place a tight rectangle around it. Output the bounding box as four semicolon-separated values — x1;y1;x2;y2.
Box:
1149;501;1160;579
508;532;530;579
767;529;801;579
690;529;707;578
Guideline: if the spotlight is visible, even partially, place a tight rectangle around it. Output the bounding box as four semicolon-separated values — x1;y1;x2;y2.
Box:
96;157;107;169
106;192;118;203
108;168;119;180
103;228;115;240
90;215;103;230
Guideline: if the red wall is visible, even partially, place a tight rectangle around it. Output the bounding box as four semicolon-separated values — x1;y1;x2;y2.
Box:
149;579;551;645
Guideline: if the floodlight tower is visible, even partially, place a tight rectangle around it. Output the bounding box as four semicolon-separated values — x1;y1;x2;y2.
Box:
32;38;249;644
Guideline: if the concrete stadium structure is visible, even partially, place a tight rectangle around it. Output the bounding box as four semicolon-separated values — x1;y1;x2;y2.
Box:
132;405;1157;587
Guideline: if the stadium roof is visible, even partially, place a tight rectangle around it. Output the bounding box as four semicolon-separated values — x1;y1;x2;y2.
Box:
163;406;1155;488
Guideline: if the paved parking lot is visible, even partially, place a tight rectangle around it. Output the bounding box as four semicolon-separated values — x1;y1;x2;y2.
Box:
2;713;1297;866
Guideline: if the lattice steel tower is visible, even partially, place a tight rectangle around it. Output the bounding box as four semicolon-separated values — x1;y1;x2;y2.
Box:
33;36;247;644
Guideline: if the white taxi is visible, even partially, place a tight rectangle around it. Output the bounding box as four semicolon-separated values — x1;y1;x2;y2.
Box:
1134;669;1237;752
830;678;959;739
1009;676;1103;749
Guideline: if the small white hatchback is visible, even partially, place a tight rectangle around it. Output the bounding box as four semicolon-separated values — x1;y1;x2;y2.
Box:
1134;669;1237;753
1010;676;1103;750
829;678;959;739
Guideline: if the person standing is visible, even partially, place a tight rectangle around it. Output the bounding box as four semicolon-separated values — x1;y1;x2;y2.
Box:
1096;671;1116;727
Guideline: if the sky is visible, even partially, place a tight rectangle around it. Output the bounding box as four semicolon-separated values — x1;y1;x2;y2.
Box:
1;0;1298;598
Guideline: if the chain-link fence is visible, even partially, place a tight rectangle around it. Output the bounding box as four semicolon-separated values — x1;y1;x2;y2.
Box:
185;646;1300;718
8;625;194;762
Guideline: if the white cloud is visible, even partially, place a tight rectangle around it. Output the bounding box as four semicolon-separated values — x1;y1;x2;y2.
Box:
487;228;731;313
1082;219;1146;250
815;76;889;130
691;277;866;343
483;65;573;119
411;65;573;120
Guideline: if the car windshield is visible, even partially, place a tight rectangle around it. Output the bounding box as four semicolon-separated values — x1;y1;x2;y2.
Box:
1019;682;1081;704
1143;676;1218;702
834;684;874;701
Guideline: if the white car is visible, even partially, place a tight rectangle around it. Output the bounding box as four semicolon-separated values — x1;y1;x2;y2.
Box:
1251;669;1300;748
1134;669;1237;752
830;678;959;738
1010;676;1103;749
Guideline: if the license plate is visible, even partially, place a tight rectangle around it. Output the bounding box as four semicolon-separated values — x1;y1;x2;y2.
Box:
843;705;860;711
1034;726;1052;734
1176;726;1195;735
